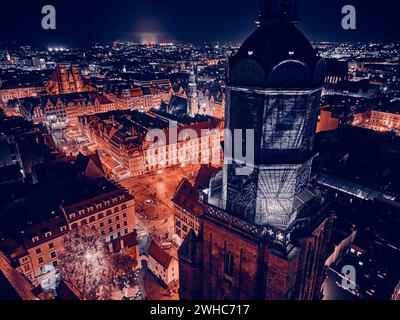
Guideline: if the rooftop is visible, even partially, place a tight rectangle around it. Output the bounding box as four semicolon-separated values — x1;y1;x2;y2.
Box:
148;241;173;269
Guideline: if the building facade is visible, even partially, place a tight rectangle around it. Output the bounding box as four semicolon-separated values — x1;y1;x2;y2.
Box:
0;156;137;290
0;86;44;103
47;64;86;95
179;0;333;300
369;107;400;133
79;110;222;179
15;92;116;126
147;241;179;288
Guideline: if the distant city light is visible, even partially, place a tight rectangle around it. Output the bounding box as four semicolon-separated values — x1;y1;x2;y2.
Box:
48;47;67;52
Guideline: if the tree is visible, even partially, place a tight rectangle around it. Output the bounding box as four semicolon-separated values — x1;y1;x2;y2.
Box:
59;226;114;300
110;254;136;290
59;226;137;300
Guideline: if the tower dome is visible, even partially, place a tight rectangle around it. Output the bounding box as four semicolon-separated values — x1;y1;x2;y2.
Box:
229;0;325;88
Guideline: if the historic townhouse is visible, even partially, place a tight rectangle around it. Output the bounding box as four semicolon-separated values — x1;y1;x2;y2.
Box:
0;154;137;290
79;110;222;179
15;92;116;126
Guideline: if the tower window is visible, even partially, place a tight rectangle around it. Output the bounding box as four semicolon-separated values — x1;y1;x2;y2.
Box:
224;252;234;279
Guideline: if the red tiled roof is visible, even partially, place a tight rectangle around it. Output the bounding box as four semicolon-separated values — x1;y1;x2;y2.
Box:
130;88;143;98
148;241;173;269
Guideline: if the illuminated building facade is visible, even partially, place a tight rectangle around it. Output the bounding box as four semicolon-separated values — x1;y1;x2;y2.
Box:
105;79;172;113
179;0;333;300
16;92;116;126
369;102;400;133
0;155;137;290
0;85;45;104
147;241;179;288
172;165;219;240
47;64;86;95
79;110;222;179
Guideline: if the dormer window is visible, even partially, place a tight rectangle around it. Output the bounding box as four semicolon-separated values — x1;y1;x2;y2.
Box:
45;231;52;238
60;226;67;232
32;236;39;243
70;213;76;219
79;209;85;215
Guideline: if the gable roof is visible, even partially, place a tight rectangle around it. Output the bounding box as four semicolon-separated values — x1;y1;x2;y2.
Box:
148;241;173;269
172;179;204;218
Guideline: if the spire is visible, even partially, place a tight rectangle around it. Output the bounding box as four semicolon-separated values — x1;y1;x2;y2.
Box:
256;0;299;27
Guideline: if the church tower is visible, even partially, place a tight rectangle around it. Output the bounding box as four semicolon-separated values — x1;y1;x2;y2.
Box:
187;65;199;117
179;0;333;300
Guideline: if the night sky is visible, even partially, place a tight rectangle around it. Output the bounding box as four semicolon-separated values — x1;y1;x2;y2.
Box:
0;0;399;48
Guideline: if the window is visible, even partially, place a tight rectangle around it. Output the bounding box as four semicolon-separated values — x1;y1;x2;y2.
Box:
60;226;67;232
48;243;55;249
108;219;112;224
98;213;104;219
81;219;88;225
45;231;52;238
121;204;127;210
38;257;44;264
123;221;128;227
71;223;78;230
35;248;42;255
32;236;39;243
53;261;58;268
106;210;112;216
115;216;120;221
109;227;113;232
50;252;57;259
123;213;127;218
89;216;96;223
100;222;105;228
224;252;234;278
116;224;121;230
